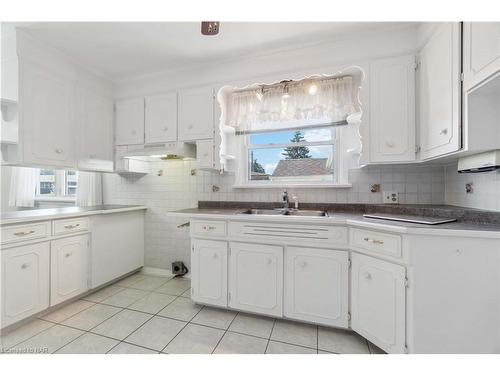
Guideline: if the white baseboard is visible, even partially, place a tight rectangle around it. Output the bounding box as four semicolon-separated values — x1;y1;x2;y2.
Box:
140;266;191;279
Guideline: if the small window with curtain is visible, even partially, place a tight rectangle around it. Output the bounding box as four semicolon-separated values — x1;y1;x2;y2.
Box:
220;73;361;187
36;169;78;200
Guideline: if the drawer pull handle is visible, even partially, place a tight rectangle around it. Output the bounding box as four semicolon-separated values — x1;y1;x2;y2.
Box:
14;230;36;236
363;237;384;245
212;253;218;259
300;261;307;268
202;225;216;230
364;272;372;280
64;224;81;229
21;263;30;270
65;252;72;258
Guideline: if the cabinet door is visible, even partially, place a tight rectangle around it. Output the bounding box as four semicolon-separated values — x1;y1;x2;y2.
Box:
419;23;461;160
369;55;416;162
191;239;228;307
50;234;89;306
145;93;177;144
178;87;214;141
463;22;500;90
229;242;283;317
20;61;76;167
351;252;406;354
284;247;348;327
77;86;113;171
196;139;214;169
1;242;50;328
115;97;144;145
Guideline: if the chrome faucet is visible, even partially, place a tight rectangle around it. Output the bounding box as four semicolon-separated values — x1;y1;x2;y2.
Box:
282;190;290;210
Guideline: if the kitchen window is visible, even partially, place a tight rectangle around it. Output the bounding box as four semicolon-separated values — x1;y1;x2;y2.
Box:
246;127;337;183
36;169;78;201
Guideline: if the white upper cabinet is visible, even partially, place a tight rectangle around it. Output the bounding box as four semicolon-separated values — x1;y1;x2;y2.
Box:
369;55;416;163
145;93;178;144
1;241;50;328
50;234;89;306
351;252;406;354
418;23;462;160
178;86;215;141
284;247;349;328
463;22;500;91
20;61;76;168
191;239;228;307
196;139;215;169
77;86;114;171
229;242;283;317
115;97;145;145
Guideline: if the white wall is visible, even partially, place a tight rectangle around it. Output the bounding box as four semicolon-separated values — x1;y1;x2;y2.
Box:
103;162;445;270
445;163;500;211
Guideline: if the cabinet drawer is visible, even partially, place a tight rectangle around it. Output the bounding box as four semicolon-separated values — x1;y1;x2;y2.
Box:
350;228;402;258
191;220;227;237
53;217;89;236
1;222;51;245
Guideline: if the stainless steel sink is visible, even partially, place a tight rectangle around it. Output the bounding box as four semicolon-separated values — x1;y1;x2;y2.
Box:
238;209;328;217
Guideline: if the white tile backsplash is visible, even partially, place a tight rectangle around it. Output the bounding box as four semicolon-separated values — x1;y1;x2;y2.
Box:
102;161;446;270
445;163;500;212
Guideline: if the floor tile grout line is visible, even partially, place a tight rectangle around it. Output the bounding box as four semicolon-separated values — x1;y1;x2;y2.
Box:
211;310;240;354
159;300;208;353
264;319;277;354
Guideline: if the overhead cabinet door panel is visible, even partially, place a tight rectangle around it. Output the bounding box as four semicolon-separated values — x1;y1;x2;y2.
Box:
178;87;214;141
419;22;461;159
145;93;178;144
115;97;145;145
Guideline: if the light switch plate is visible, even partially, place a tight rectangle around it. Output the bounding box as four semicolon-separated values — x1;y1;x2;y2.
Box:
383;191;399;204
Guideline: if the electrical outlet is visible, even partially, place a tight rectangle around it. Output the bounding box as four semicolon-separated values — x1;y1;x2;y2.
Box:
383;191;399;204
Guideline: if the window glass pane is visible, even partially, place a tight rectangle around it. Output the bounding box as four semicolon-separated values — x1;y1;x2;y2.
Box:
39;169;55;195
249;145;334;182
65;170;78;196
249;127;333;145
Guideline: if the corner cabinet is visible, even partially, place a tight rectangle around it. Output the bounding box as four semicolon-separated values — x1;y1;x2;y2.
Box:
19;60;76;168
229;242;283;317
463;22;500;91
115;97;145;145
178;87;215;141
418;22;462;160
1;242;50;328
284;247;349;327
191;239;228;307
351;252;406;354
50;234;89;306
369;55;416;163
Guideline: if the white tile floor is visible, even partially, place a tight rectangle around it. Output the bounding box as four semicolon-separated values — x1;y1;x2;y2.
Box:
0;272;386;354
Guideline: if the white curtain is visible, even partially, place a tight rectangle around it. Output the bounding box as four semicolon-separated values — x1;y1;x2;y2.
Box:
228;76;356;133
9;167;40;207
76;171;102;207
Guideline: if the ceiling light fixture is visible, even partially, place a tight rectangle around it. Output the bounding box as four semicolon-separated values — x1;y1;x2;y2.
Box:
282;84;290;99
255;86;265;101
201;22;220;36
308;83;318;95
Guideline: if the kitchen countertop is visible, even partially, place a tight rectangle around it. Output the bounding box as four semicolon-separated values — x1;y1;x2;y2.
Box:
169;207;500;239
1;205;147;225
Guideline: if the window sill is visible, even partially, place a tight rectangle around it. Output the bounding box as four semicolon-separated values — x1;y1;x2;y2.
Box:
232;183;352;189
35;196;76;203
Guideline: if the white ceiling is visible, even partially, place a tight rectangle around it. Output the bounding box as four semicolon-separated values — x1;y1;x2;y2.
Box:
9;22;415;80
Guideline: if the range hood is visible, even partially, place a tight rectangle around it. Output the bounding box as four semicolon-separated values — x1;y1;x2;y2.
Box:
458;150;500;173
121;142;196;160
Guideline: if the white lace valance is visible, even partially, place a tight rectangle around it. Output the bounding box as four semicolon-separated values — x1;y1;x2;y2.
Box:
228;76;356;133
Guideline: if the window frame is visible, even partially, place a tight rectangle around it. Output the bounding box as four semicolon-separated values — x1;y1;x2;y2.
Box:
35;169;78;202
234;127;350;188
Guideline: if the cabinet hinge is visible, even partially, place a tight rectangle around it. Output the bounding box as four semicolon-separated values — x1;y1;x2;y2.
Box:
347;312;351;321
348;259;352;269
191;245;194;252
415;145;421;154
414;60;420;70
404;344;409;354
228;292;231;302
404;277;409;289
460;72;464;82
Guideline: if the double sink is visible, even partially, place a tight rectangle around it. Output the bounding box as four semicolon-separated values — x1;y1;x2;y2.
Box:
238;208;328;217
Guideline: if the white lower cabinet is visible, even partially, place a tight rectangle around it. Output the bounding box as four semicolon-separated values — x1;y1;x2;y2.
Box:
50;234;89;306
1;242;50;328
229;242;283;317
351;252;406;354
191;239;228;307
284;247;349;328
